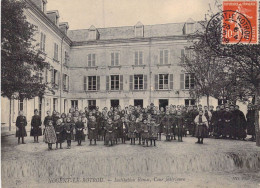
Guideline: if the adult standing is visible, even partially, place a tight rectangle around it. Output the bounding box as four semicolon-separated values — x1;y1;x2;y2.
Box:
30;109;42;143
194;110;208;144
16;111;27;144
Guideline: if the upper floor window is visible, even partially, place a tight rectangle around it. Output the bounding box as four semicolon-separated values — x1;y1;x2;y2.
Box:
64;51;69;64
63;74;69;91
88;76;97;91
40;32;46;52
185;73;195;89
159;74;169;90
134;51;143;65
134;75;144;90
135;22;144;37
111;52;120;66
110;75;120;91
54;43;59;61
87;54;96;67
159;49;169;65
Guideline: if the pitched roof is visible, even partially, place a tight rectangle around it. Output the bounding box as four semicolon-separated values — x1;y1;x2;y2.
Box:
67;22;202;42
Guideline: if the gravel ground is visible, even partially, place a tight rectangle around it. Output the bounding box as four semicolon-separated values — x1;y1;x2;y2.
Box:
1;135;260;188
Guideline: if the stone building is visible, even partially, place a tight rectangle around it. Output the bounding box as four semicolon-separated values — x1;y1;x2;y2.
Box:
2;0;219;129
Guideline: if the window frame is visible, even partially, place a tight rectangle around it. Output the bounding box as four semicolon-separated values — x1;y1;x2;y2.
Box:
159;49;169;65
87;53;96;67
158;74;169;90
87;76;97;91
110;75;120;91
134;51;143;65
134;74;144;90
184;73;195;90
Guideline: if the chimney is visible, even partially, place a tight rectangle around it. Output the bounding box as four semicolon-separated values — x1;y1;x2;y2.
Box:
30;0;47;13
59;22;69;35
46;10;60;26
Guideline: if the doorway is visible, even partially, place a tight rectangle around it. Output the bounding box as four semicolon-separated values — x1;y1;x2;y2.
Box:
159;99;168;110
134;99;143;108
111;100;119;108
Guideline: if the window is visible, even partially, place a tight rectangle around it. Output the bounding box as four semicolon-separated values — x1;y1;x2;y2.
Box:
89;30;96;40
111;100;119;108
88;76;97;91
53;98;58;111
218;99;227;105
185;73;195;89
88;100;96;110
134;75;144;90
54;43;58;61
111;52;120;66
45;68;48;83
71;100;78;108
64;51;69;65
110;75;120;90
40;33;46;52
18;99;24;111
87;54;96;67
134;100;143;108
63;74;69;91
134;51;143;65
185;99;196;106
38;97;42;117
159;49;169;65
135;26;144;37
53;69;59;85
159;74;169;90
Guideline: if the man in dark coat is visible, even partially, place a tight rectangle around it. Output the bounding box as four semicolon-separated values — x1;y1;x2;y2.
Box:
234;105;247;140
30;109;42;143
246;103;256;141
162;110;174;141
16;111;27;144
223;107;232;138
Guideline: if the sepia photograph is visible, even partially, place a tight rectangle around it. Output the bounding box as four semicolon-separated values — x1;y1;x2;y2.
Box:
1;0;260;187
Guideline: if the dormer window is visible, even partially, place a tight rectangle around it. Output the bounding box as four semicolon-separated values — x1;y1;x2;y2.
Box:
42;0;47;13
88;25;99;40
135;22;144;37
183;18;195;34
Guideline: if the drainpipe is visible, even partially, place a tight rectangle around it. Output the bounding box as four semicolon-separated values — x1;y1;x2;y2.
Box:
60;36;65;113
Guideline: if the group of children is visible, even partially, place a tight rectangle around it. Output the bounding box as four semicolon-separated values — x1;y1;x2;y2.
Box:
15;102;257;150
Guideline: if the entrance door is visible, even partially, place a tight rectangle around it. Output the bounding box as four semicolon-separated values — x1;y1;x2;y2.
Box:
111;100;119;108
88;100;96;110
159;99;168;110
38;97;43;118
134;99;143;108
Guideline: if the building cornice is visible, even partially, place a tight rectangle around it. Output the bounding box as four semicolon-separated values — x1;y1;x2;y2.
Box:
71;35;189;47
24;0;72;46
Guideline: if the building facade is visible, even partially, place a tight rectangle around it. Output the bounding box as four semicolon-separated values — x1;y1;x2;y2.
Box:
1;0;220;129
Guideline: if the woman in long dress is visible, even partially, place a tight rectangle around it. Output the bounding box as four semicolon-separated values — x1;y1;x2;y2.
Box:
194;110;208;144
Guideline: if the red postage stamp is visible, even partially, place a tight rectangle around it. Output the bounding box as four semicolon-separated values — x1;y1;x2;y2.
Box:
222;1;258;44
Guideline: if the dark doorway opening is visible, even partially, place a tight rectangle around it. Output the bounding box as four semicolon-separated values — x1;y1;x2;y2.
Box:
88;100;96;110
111;100;119;108
134;99;143;108
159;99;168;110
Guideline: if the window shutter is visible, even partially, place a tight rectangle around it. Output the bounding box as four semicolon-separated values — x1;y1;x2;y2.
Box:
181;49;185;63
180;74;184;89
92;54;96;66
51;68;54;84
62;74;65;89
45;68;48;83
57;71;60;88
135;51;138;65
43;34;46;52
68;76;70;91
106;76;109;91
160;50;163;64
120;75;123;90
84;76;87;91
139;52;143;65
144;75;148;90
111;53;114;66
165;50;169;64
129;75;133;90
40;33;43;51
115;53;119;66
97;76;100;91
170;74;173;89
155;74;158;90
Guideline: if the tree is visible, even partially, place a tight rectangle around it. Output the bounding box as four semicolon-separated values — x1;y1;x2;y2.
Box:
184;0;260;146
1;0;49;130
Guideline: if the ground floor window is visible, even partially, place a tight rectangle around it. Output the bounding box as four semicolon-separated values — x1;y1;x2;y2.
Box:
111;100;119;108
159;99;168;110
185;99;196;106
134;99;143;108
53;98;58;111
71;100;78;109
88;100;96;110
18;99;24;112
218;99;227;105
38;97;42;117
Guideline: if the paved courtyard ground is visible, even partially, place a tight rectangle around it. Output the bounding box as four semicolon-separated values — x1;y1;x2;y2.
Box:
1;135;260;188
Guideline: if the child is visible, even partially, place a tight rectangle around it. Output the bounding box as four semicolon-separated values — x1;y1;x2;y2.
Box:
55;119;65;149
194;110;208;144
64;118;74;149
113;115;121;144
75;118;84;146
175;110;184;142
16;111;27;144
162;110;173;141
44;120;57;150
30;109;42;143
88;114;98;145
141;119;149;147
105;118;115;146
128;115;137;145
121;117;128;144
149;119;158;146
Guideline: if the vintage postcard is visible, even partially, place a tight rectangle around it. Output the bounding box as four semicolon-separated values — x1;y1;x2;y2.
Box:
1;0;260;188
